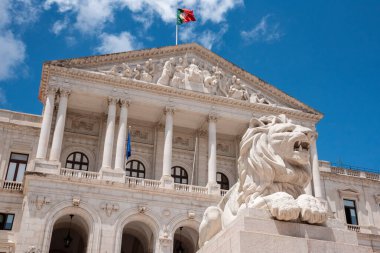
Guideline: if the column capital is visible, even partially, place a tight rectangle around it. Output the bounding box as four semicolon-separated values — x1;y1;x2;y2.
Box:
208;113;218;123
119;99;130;107
46;87;58;96
164;106;175;115
59;88;71;97
107;96;118;105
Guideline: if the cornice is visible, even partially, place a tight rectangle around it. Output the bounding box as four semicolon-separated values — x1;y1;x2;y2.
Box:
40;66;323;123
39;43;323;119
321;171;380;186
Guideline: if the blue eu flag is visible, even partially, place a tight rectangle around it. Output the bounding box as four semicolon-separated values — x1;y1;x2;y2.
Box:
126;127;131;159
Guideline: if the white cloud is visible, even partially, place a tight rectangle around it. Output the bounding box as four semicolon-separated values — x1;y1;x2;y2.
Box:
0;31;26;80
180;24;228;50
43;0;243;34
95;31;141;54
51;17;69;35
241;15;283;43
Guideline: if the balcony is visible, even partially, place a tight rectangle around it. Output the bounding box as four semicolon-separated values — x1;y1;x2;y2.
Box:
0;180;23;192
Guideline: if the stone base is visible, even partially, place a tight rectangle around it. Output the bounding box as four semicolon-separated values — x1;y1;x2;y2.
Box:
198;209;373;253
207;182;221;195
160;175;174;189
100;168;125;183
32;159;61;175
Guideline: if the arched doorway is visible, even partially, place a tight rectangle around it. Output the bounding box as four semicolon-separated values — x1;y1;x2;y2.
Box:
173;226;199;253
121;221;155;253
49;214;88;253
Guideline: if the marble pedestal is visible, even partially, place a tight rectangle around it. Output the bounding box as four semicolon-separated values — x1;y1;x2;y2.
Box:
198;209;373;253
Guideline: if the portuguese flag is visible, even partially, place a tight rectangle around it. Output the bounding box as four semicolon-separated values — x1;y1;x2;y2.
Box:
177;8;196;25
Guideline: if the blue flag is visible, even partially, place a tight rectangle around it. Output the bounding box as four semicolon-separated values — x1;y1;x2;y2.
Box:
126;128;131;159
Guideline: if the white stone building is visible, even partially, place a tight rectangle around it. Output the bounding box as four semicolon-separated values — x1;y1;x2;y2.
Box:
0;43;378;253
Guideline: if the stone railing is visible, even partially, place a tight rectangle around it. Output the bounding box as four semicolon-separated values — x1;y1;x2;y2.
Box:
221;189;228;197
174;183;208;194
347;224;361;233
56;168;215;196
60;168;100;180
323;162;380;181
0;180;23;191
125;176;161;189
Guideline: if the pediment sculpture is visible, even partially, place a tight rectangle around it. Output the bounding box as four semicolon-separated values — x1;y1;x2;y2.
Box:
100;55;274;106
198;114;328;247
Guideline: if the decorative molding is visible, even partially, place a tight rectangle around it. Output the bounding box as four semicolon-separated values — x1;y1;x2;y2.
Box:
100;202;119;217
338;188;360;200
188;211;196;219
26;246;41;253
138;205;147;214
72;196;80;207
31;195;51;210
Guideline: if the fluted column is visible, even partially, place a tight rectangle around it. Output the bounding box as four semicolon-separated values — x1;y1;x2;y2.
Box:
36;87;57;159
207;114;217;186
311;137;323;198
162;107;174;177
114;99;129;171
49;88;70;161
101;97;118;170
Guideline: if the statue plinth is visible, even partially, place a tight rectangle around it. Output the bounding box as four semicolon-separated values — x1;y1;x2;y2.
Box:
197;208;372;253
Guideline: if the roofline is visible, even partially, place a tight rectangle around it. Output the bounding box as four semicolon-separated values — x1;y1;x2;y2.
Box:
39;43;323;120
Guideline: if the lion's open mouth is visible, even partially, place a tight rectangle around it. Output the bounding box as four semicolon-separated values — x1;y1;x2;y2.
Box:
293;141;310;151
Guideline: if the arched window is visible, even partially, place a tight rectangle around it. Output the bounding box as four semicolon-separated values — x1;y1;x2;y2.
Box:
65;152;89;171
125;160;145;178
171;166;188;184
217;172;229;190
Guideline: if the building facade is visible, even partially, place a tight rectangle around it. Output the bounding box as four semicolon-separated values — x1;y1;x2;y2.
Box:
0;44;378;253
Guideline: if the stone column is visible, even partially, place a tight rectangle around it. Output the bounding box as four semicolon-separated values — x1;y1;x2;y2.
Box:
101;97;118;170
114;99;129;171
310;138;323;198
207;114;220;195
161;106;175;188
49;88;70;162
36;87;57;159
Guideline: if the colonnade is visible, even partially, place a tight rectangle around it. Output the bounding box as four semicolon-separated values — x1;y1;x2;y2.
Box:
35;87;322;197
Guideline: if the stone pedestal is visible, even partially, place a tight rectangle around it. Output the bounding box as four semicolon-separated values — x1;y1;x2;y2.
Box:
160;175;174;189
32;159;61;175
100;169;126;183
198;209;373;253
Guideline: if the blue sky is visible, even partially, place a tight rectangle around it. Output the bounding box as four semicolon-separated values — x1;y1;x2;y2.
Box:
1;0;379;171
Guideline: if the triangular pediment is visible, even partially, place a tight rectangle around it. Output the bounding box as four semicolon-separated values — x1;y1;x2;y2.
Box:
41;43;322;118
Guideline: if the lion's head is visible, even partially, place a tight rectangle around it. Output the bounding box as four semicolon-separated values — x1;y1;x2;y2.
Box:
237;114;316;205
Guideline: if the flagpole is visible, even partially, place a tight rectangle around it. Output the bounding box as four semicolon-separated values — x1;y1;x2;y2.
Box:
176;24;178;45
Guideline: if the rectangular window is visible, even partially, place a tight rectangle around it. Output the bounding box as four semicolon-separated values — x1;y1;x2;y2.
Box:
344;199;358;225
5;153;28;182
0;213;15;230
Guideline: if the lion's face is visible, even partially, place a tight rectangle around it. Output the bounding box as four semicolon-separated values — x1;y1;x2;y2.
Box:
268;122;314;167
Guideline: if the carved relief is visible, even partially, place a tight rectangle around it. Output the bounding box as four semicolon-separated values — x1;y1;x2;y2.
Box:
26;246;41;253
100;202;119;217
72;196;80;207
98;55;276;106
65;111;100;136
31;195;51;210
130;126;153;145
173;133;194;151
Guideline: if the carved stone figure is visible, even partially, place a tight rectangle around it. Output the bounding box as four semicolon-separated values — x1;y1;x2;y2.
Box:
141;58;155;82
170;57;186;87
121;63;133;78
185;58;204;84
249;91;271;105
227;75;249;100
133;64;142;80
204;66;226;95
199;115;327;247
157;58;175;86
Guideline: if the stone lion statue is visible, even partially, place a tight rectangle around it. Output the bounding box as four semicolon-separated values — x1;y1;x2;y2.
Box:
199;115;328;247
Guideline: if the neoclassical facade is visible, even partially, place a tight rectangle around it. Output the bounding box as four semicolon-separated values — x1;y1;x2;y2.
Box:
0;43;378;253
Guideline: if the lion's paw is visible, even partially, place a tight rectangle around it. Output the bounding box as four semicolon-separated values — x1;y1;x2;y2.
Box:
255;192;300;221
296;194;328;224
